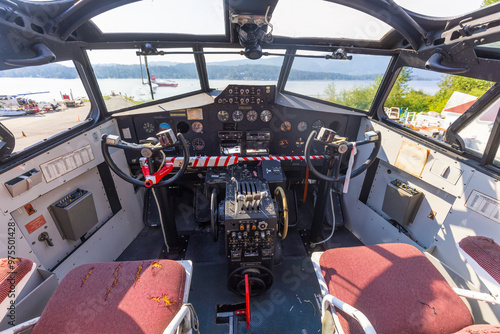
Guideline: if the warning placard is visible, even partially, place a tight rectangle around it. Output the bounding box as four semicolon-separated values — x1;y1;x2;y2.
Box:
25;215;46;234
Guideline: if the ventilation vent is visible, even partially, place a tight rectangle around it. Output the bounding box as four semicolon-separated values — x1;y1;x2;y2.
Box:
14;16;24;27
30;23;44;34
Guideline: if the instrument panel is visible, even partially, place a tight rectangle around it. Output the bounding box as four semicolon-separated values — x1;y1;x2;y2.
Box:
120;85;359;162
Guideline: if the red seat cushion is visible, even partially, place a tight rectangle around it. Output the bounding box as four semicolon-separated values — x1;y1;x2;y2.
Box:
32;259;186;334
459;236;500;284
0;257;33;303
319;243;474;334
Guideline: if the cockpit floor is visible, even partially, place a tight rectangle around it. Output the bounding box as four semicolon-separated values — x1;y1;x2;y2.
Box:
189;257;322;334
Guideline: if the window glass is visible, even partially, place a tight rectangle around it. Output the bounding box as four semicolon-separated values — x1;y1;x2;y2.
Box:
0;61;88;153
92;0;224;35
285;52;391;111
394;0;483;17
87;48;200;112
203;48;285;89
383;67;494;147
459;97;499;156
272;0;391;40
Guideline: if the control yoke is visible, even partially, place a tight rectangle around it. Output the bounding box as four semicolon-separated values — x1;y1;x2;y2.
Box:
101;129;189;187
304;127;381;183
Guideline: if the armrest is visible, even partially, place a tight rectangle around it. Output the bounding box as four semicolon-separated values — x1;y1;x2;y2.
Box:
163;303;199;334
453;287;499;305
322;294;376;334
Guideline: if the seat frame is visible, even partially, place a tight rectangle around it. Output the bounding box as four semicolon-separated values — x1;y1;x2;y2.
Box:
311;252;376;334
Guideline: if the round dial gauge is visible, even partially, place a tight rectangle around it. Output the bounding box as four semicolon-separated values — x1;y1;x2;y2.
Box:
159;122;170;130
191;121;203;133
192;138;205;151
217;110;229;122
142;122;155;134
260;110;272;122
312;120;325;131
280;121;292;132
232;110;244;122
279;138;290;149
296;137;305;148
247;110;258;122
297;121;308;132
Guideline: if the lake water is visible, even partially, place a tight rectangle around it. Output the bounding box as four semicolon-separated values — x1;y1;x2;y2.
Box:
0;77;441;104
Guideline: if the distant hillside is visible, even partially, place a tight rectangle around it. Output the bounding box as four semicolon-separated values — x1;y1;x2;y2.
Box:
0;62;379;81
0;57;441;81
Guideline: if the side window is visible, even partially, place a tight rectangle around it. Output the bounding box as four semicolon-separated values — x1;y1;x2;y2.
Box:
458;97;499;156
0;61;89;154
384;67;494;152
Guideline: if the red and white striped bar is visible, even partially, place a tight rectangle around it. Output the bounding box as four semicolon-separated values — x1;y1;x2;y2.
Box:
168;155;325;168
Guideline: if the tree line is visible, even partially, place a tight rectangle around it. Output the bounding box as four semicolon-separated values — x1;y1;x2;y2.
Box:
324;68;494;112
0;63;381;81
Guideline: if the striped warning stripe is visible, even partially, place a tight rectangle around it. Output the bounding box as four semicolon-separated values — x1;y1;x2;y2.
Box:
169;155;324;168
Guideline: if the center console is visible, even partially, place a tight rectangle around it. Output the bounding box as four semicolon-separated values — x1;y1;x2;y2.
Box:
207;162;285;295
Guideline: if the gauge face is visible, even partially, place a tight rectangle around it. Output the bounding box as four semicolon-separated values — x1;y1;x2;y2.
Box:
280;121;292;132
260;110;272;122
297;121;308;132
247;110;258;122
158;122;170;130
232;110;244;122
296;137;305;148
192;138;205;151
217;110;229;122
142;122;155;134
279;138;289;149
191;121;203;133
312;120;326;131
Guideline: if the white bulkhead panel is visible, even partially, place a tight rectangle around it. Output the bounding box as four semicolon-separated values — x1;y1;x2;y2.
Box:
0;119;143;276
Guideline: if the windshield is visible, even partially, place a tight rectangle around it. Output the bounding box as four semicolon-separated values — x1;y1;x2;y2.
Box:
285;52;391;111
203;49;286;90
87;48;200;112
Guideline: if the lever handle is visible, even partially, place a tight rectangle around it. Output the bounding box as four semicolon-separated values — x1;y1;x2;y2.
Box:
38;232;54;247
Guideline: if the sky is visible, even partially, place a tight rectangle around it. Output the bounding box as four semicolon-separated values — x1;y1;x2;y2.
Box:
88;0;485;65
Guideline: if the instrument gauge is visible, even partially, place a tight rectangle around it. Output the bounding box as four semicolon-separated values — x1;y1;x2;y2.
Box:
192;138;205;151
280;121;292;132
260;110;272;122
297;121;308;132
232;110;244;122
296;137;305;148
142;122;155;134
217;110;229;122
312;120;325;131
158;122;170;130
191;121;203;133
247;110;258;122
279;138;290;149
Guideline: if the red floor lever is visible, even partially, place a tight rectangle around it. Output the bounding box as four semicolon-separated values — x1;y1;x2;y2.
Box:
245;274;251;330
